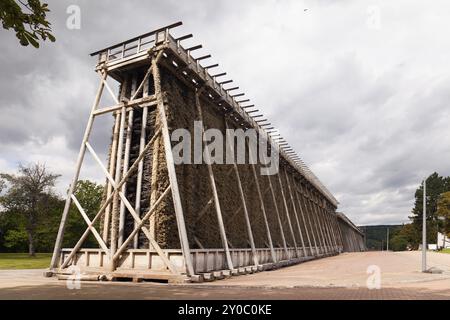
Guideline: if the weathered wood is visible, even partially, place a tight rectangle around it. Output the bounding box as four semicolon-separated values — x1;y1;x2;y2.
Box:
102;78;120;104
225;120;258;266
266;175;289;259
59;128;162;269
71;194;110;255
276;171;299;257
134;111;147;248
92;96;157;116
310;193;330;252
118;75;135;247
303;186;326;254
283;170;307;257
152;56;195;276
110;106;126;270
103;113;120;241
195;88;233;271
50;71;107;270
248;160;276;263
294;185;318;256
113;186;178;274
149;117;161;241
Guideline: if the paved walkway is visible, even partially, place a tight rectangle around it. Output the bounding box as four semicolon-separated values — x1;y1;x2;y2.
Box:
200;251;450;289
0;251;448;300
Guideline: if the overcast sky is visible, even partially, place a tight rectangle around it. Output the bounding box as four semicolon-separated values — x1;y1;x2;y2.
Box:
1;0;449;226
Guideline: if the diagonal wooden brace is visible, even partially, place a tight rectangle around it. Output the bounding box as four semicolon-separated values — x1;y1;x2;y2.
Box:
60;130;161;269
71;194;110;256
113;186;178;274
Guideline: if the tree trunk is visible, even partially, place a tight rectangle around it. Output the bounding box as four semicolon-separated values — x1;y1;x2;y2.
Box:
27;230;36;257
27;211;36;257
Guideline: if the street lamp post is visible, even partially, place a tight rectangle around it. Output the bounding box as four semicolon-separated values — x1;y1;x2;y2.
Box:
422;179;427;272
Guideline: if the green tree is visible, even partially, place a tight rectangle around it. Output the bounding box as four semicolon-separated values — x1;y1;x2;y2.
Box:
0;163;60;256
389;223;417;251
437;191;450;246
0;0;55;48
409;172;450;245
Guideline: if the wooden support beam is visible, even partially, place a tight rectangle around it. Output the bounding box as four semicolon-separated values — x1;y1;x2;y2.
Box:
307;189;327;254
225;120;258;266
59;128;161;269
248;160;276;263
283;170;307;257
118;76;135;247
50;71;107;270
113;186;178;274
195;197;214;223
103;112;120;242
152;56;195;276
109;105;126;270
276;170;299;258
316;201;333;252
102;78;120;104
294;185;318;256
195;88;233;271
130;66;153;101
266;174;289;259
321;205;338;252
193;236;204;249
93;96;157;116
71;194;110;256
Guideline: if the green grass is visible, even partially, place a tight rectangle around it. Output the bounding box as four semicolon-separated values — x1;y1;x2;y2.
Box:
439;248;450;254
0;253;52;270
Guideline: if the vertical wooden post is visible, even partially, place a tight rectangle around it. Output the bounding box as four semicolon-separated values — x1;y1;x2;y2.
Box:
283;171;307;257
320;205;334;252
145;60;159;243
301;184;324;254
134;79;149;248
311;194;331;252
103;113;120;241
333;213;344;251
225;120;258;266
276;169;299;257
267;174;289;259
323;205;339;252
320;204;334;252
118;76;133;247
149;120;161;241
308;190;328;254
110;106;126;271
152;56;195;276
194;89;233;271
294;184;317;256
248;156;277;263
310;191;328;254
50;71;107;270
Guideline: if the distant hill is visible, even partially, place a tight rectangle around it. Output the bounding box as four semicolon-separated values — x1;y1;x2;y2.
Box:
358;225;402;251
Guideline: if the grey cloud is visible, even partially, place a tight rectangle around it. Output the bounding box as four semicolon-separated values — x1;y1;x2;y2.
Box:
1;0;449;226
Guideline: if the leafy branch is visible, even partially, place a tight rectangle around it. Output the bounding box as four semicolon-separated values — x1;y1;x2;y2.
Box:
0;0;55;48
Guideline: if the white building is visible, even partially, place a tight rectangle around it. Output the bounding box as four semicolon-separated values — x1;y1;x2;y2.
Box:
437;232;450;249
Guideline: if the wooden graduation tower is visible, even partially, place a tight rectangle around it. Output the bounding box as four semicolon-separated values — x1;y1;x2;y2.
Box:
49;22;362;283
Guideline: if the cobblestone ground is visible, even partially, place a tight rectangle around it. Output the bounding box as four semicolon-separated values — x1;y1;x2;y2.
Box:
0;252;448;300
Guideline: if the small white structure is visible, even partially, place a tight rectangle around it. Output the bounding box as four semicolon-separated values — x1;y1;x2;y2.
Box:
437;232;450;249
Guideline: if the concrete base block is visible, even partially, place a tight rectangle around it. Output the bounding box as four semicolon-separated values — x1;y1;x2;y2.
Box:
222;270;231;278
213;271;224;280
43;270;54;278
188;274;204;283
